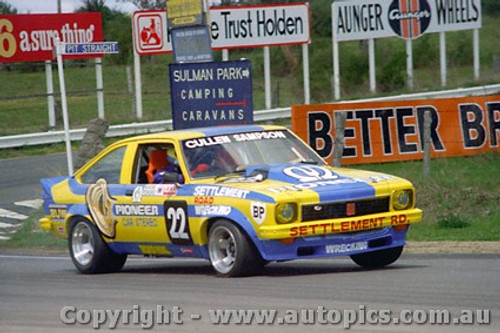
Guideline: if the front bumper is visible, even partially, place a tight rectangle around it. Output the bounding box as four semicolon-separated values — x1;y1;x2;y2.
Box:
258;226;409;261
39;216;52;231
38;215;67;238
258;208;422;239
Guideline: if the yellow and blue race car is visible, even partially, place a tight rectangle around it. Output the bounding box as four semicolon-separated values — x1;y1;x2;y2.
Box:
40;125;422;277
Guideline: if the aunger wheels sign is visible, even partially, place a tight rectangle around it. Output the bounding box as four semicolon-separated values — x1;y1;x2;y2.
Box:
0;13;103;63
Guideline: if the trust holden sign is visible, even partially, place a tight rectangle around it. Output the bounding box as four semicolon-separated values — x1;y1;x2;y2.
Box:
132;3;310;54
209;3;310;48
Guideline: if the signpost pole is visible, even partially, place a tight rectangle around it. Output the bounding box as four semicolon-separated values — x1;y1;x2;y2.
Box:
473;28;480;80
44;60;56;129
368;38;376;94
222;49;229;61
331;3;340;100
406;39;414;91
264;46;271;109
439;32;447;87
302;44;310;104
95;57;105;119
55;38;74;176
134;49;143;119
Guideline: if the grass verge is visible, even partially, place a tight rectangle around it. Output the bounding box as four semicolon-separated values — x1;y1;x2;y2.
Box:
0;209;66;250
352;152;500;241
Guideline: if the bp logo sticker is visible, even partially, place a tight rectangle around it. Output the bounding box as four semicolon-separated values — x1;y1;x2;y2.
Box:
388;0;431;39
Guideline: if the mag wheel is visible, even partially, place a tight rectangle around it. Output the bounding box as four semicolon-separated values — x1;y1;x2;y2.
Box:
350;246;404;269
208;220;263;277
69;219;127;274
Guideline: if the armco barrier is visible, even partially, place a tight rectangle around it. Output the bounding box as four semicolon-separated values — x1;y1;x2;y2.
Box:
1;84;500;149
0;108;292;149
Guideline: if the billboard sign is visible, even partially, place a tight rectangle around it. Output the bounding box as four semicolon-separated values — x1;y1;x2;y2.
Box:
209;3;310;49
132;4;310;55
171;25;213;63
0;13;103;62
132;10;170;55
166;0;204;28
333;0;482;41
169;60;253;130
291;95;500;165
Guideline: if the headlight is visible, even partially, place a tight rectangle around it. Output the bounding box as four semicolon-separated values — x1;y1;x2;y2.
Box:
392;190;413;211
275;203;297;224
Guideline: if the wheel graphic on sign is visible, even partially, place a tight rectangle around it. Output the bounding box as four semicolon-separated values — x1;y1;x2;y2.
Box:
133;11;170;55
140;18;162;47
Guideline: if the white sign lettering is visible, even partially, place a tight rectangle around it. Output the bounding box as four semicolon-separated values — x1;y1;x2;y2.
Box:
132;4;310;54
333;0;482;41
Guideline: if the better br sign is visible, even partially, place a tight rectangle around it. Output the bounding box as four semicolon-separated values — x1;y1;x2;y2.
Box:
169;60;253;130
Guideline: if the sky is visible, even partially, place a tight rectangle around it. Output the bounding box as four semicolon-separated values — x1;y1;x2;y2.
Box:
4;0;139;14
3;0;221;14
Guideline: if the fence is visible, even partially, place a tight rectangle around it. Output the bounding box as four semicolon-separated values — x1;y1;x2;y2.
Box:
2;84;500;149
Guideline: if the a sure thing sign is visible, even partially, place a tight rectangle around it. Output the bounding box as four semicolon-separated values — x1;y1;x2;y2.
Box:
292;94;500;165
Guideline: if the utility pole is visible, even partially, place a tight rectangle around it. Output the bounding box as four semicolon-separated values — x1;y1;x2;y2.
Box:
57;0;61;13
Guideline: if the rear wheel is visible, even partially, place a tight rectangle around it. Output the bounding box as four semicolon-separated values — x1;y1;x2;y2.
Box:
350;246;403;268
208;220;263;277
69;218;127;274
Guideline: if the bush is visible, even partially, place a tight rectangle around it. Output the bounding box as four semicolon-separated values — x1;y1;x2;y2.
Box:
484;0;500;15
413;34;438;69
448;31;473;67
378;51;406;92
341;51;368;86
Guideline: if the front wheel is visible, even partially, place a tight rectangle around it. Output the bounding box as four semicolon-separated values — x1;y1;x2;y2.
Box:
208;220;263;277
69;218;127;274
350;246;403;269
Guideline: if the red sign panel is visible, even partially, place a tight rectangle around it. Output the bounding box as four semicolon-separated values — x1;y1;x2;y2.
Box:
0;13;103;63
132;10;170;55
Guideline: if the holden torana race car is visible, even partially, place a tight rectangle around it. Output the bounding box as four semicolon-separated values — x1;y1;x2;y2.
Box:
40;125;422;277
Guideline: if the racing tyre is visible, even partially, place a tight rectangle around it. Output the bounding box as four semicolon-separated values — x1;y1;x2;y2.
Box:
350;246;403;269
69;218;127;274
208;220;264;277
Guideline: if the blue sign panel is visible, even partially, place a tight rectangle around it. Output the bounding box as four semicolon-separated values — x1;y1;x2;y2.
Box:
63;42;119;55
169;60;253;130
171;26;213;63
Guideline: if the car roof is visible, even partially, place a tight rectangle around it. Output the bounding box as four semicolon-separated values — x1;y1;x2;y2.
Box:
115;124;288;145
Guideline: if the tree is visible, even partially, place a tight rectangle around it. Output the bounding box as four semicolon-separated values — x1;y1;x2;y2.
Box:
75;0;106;12
120;0;166;10
75;0;133;64
0;0;17;14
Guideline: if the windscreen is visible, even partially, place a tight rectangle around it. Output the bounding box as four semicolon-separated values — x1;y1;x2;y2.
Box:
181;129;326;178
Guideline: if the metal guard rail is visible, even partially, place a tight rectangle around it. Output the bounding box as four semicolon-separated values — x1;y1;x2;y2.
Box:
1;84;499;149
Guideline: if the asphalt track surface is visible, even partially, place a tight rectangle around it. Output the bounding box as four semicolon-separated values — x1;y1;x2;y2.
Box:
0;153;69;205
0;253;498;332
0;154;499;331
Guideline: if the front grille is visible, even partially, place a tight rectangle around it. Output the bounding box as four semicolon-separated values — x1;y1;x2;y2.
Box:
301;197;390;222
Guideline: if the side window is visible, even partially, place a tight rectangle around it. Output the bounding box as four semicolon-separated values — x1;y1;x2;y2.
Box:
80;146;126;184
133;143;184;184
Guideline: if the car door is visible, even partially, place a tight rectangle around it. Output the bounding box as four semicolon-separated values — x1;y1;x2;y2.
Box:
111;141;193;255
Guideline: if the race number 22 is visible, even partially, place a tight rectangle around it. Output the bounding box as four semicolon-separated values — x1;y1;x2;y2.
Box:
164;201;193;245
